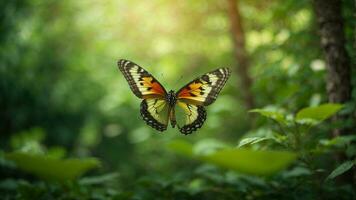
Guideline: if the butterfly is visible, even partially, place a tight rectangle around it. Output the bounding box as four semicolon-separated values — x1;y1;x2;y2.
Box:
118;59;231;135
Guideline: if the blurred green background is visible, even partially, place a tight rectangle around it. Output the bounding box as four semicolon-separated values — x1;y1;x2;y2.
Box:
1;0;355;199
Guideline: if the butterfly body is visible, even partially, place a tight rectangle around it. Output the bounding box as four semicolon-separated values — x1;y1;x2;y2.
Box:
118;59;231;135
166;90;177;128
166;90;177;107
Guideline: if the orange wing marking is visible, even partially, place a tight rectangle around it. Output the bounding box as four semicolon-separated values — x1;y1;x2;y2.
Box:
140;77;166;97
178;81;204;98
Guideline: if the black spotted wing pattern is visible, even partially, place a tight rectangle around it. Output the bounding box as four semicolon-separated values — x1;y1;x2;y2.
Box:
140;98;169;132
176;101;207;135
118;59;167;98
177;68;231;106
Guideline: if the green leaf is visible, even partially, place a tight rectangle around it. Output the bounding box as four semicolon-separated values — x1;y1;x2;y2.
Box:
168;140;193;157
169;140;297;176
237;137;272;148
319;135;356;148
281;166;312;178
201;149;297;176
5;152;100;181
296;103;343;122
249;109;287;125
326;160;355;181
79;172;119;185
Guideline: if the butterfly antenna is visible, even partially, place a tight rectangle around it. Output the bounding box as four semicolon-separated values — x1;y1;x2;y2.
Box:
160;73;165;82
173;75;184;90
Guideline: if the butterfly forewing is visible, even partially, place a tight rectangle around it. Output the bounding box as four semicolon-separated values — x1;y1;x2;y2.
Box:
118;59;167;98
176;68;231;106
140;98;169;131
118;59;170;132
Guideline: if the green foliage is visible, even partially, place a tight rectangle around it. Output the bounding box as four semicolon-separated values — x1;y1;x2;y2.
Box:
168;139;194;157
0;179;120;200
4;152;100;181
326;160;355;181
201;149;296;176
237;136;273;148
169;139;297;176
1;0;356;199
79;172;119;185
296;103;343;122
250;104;345;153
252;103;343;127
249;109;287;125
10;127;46;154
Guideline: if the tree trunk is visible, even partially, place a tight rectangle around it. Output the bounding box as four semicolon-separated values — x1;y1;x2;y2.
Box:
313;0;353;184
313;0;352;134
227;0;254;109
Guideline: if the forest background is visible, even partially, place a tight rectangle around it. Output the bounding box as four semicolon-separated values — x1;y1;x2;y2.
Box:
1;0;355;199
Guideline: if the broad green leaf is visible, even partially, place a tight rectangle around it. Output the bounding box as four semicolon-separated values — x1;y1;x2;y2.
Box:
249;109;287;125
237;137;272;148
281;166;311;178
296;104;343;122
201;149;297;176
5;152;100;181
79;172;119;185
47;146;67;159
319;135;356;148
326;160;355;181
168;140;193;157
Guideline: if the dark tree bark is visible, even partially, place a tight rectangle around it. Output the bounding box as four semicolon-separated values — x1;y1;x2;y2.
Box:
313;0;352;136
227;0;254;109
313;0;354;184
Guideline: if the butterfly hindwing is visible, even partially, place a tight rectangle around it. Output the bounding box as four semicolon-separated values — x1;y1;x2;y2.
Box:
177;68;231;106
176;101;207;135
118;59;167;98
140;98;170;132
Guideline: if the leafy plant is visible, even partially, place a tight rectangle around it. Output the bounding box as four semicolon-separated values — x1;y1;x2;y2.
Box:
249;103;350;180
4;152;100;181
326;160;355;181
169;139;297;176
